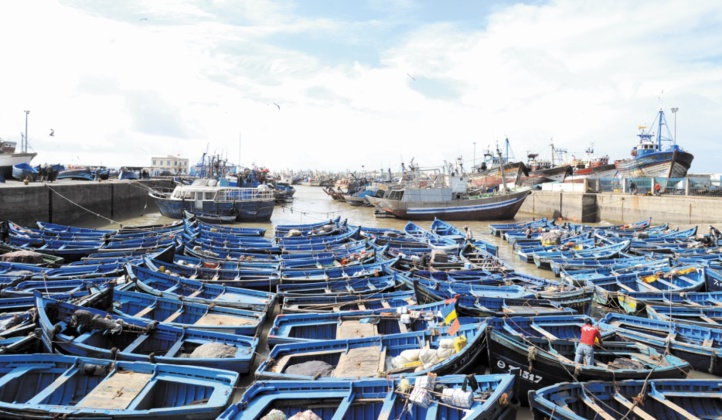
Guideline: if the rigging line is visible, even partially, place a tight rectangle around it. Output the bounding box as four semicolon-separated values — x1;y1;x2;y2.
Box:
44;185;117;224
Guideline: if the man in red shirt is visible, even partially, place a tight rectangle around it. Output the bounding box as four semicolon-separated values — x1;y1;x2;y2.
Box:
575;319;602;365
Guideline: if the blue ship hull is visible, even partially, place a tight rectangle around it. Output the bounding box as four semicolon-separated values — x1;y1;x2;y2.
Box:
154;197;274;222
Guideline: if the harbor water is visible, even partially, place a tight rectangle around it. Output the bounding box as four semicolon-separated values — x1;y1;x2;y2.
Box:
101;185;718;418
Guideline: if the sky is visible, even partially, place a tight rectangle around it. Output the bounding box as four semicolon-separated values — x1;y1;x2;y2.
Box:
1;0;721;174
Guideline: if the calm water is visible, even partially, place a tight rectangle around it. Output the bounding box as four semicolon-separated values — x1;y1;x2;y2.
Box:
100;185;717;417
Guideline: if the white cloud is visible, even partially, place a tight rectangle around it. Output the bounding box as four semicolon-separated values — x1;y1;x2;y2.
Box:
0;0;720;173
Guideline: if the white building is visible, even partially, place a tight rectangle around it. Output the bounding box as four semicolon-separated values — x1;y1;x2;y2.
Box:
151;155;189;175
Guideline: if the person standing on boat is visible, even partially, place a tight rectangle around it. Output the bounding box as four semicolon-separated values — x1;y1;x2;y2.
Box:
575;319;602;365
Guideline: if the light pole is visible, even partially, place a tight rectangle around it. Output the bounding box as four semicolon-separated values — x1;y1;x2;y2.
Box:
23;110;30;153
671;107;678;143
473;142;476;172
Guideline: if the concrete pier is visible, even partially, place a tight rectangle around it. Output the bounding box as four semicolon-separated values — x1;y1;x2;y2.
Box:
520;190;722;225
0;179;174;227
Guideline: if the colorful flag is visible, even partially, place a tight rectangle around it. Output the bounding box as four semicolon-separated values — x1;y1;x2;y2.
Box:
441;300;460;335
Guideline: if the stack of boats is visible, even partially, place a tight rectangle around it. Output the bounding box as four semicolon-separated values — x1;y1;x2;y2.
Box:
0;213;720;419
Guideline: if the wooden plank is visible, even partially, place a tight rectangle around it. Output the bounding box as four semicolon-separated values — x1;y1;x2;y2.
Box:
613;392;656;420
380;300;391;309
580;393;616;420
702;338;714;347
699;315;720;325
334;346;382;378
187;290;203;298
163;310;184;323
77;371;152;410
357;303;367;310
194;313;256;326
648;394;701;420
133;305;156;318
336;320;377;339
530;324;559;341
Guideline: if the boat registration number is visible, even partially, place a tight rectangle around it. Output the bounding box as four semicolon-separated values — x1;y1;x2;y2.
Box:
496;360;544;383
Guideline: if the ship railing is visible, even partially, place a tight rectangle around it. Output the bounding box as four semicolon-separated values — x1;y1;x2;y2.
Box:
217;187;276;202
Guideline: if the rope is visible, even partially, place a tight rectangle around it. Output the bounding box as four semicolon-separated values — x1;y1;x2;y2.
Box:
45;185;117;224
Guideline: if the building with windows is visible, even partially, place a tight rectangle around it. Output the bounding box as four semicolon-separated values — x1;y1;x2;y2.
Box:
151;155;189;175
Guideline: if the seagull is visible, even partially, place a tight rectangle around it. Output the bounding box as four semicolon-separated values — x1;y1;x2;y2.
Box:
49;129;54;137
406;73;416;81
273;103;280;110
139;17;148;21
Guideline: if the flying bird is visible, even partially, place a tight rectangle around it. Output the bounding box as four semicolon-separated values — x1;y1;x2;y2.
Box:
49;129;54;137
406;73;416;81
139;17;148;21
273;103;280;110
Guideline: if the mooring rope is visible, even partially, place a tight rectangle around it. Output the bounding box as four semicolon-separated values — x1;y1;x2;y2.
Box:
44;184;117;224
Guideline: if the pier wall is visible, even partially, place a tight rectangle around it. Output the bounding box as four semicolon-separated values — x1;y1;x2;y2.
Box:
521;190;722;225
0;180;173;227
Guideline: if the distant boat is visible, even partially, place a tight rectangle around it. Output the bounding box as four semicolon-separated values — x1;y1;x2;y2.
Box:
0;139;36;179
149;178;275;222
11;162;38;181
469;139;529;189
367;170;531;221
615;107;694;178
57;167;94;181
566;144;618;182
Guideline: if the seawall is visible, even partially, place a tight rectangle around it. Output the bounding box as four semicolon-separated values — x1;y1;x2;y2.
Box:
520;190;722;225
0;180;174;227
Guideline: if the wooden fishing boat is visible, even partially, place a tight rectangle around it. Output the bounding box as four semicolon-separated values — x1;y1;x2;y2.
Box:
183;213;266;236
127;263;277;312
486;316;691;405
566;265;705;308
220;374;518;420
617;289;722;314
532;240;632;269
275;274;399;297
268;300;461;346
143;256;281;289
36;295;260;374
281;290;418;313
646;303;722;328
600;313;722;375
78;287;265;336
0;353;238;419
489;218;550;237
529;379;722;420
256;321;488;381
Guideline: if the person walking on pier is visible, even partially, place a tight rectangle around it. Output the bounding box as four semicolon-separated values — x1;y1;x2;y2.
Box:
575;319;602;366
653;181;661;196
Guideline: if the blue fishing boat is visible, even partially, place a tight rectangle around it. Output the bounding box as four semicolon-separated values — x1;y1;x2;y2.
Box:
127;263;277;312
281;290;418;313
529;379;722;420
532;240;631;269
0;353;238;419
268;300;461;346
257;321;488;381
36;294;260;374
646;303;722;328
486;316;690;405
220;374;518;420
275;274;399;297
615;107;694;178
80;287;265;336
600;313;722;375
11;162;38;181
618;289;722;313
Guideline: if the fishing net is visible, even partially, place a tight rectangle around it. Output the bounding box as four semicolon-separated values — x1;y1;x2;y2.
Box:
70;310;125;335
284;360;334;377
185;342;237;359
0;250;46;264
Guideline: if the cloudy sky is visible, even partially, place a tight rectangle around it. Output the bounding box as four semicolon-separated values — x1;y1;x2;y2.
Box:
1;0;721;174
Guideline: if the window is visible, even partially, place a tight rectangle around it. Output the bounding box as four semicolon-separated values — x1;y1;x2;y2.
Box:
167;160;171;165
153;160;156;165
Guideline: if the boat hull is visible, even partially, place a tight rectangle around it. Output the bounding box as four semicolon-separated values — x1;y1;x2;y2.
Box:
367;189;531;221
154;197;275;222
615;149;694;178
0;152;37;179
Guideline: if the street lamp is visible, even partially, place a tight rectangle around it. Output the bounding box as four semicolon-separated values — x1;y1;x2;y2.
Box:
670;107;679;143
23;110;30;153
473;142;476;172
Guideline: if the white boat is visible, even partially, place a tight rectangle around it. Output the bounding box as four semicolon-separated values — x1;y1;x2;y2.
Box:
149;178;276;222
0;140;37;179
